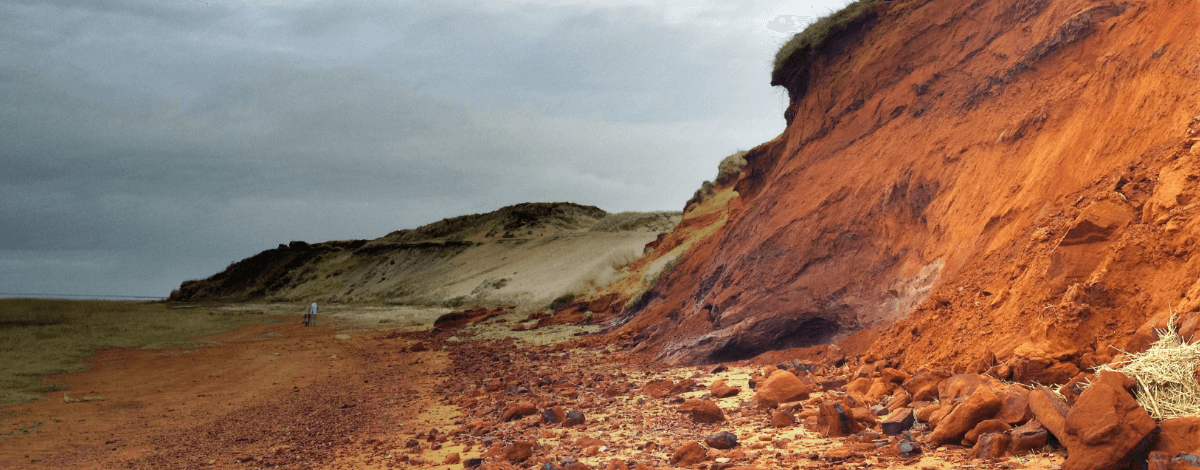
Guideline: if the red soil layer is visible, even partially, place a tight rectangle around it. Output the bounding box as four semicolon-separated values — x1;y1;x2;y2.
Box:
0;321;451;469
623;0;1199;373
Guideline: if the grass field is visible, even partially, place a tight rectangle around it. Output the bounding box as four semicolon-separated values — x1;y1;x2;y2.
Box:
0;298;280;406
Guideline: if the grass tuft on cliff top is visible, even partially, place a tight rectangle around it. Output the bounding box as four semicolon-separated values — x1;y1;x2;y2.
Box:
772;0;882;76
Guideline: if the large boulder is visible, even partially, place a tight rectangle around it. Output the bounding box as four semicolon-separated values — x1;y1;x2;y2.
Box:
1060;371;1158;470
902;368;951;402
1154;417;1200;455
752;370;811;403
994;384;1033;424
1009;420;1050;455
815;397;864;438
968;433;1011;461
1028;386;1071;440
928;384;1001;446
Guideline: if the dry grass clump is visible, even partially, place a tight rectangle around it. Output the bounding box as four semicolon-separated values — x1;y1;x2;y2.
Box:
1095;316;1200;420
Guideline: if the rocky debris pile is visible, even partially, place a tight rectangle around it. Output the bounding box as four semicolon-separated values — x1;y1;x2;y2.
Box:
397;335;1200;470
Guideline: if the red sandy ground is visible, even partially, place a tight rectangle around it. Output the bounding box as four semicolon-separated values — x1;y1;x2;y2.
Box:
0;318;453;470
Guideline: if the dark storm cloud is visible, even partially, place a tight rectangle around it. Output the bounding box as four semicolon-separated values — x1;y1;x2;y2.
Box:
0;0;828;297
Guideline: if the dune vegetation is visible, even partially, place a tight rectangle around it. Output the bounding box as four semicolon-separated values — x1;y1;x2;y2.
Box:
772;0;882;75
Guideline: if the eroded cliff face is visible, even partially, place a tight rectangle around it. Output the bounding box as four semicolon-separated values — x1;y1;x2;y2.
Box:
624;0;1199;371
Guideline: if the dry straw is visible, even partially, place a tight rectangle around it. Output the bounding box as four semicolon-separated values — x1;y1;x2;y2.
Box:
1095;312;1200;420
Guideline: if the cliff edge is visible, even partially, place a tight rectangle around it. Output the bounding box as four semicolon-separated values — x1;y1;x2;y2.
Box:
620;0;1198;376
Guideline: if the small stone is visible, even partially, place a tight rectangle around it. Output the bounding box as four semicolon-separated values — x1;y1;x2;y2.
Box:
443;453;461;465
564;410;586;427
963;419;1012;446
704;431;738;450
501;402;538;421
503;440;535;463
710;379;740;398
464;457;483;468
642;379;675;398
671;441;707;466
710;364;729;374
542;406;567;425
771;410;796;428
678;399;725;423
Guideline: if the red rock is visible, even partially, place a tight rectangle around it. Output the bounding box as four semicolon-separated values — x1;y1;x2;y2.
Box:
443;453;461;464
881;368;911;385
409;341;429;352
704;431;738;449
851;406;878;428
564;410;585;426
503;440;535;463
1062;372;1091;405
927;403;951;429
1154;416;1200;455
881;408;915;436
853;362;879;379
913;401;939;422
994;384;1033;424
927;384;1002;446
542;406;567;425
1148;451;1200;470
501;402;537;421
864;379;894;404
604;458;630;470
1061;379;1158;470
576;437;605;449
771;410;796;428
678;399;725;423
938;374;986;403
1011;356;1080;385
968;433;1011;460
1009;420;1050;455
902;368;951;402
1028;386;1071;440
963;419;1012;446
641;379;675;398
710;379;740;398
816;398;863;437
846;377;873;395
753;370;811;403
670;378;698;394
671;441;707;466
888;387;912;411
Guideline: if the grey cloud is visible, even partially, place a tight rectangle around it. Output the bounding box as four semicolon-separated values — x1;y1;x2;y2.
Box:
1;0;788;297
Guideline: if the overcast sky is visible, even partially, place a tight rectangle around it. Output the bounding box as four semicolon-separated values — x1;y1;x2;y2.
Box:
0;0;848;299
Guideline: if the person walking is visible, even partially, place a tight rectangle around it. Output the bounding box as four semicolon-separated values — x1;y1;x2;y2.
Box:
305;301;317;326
